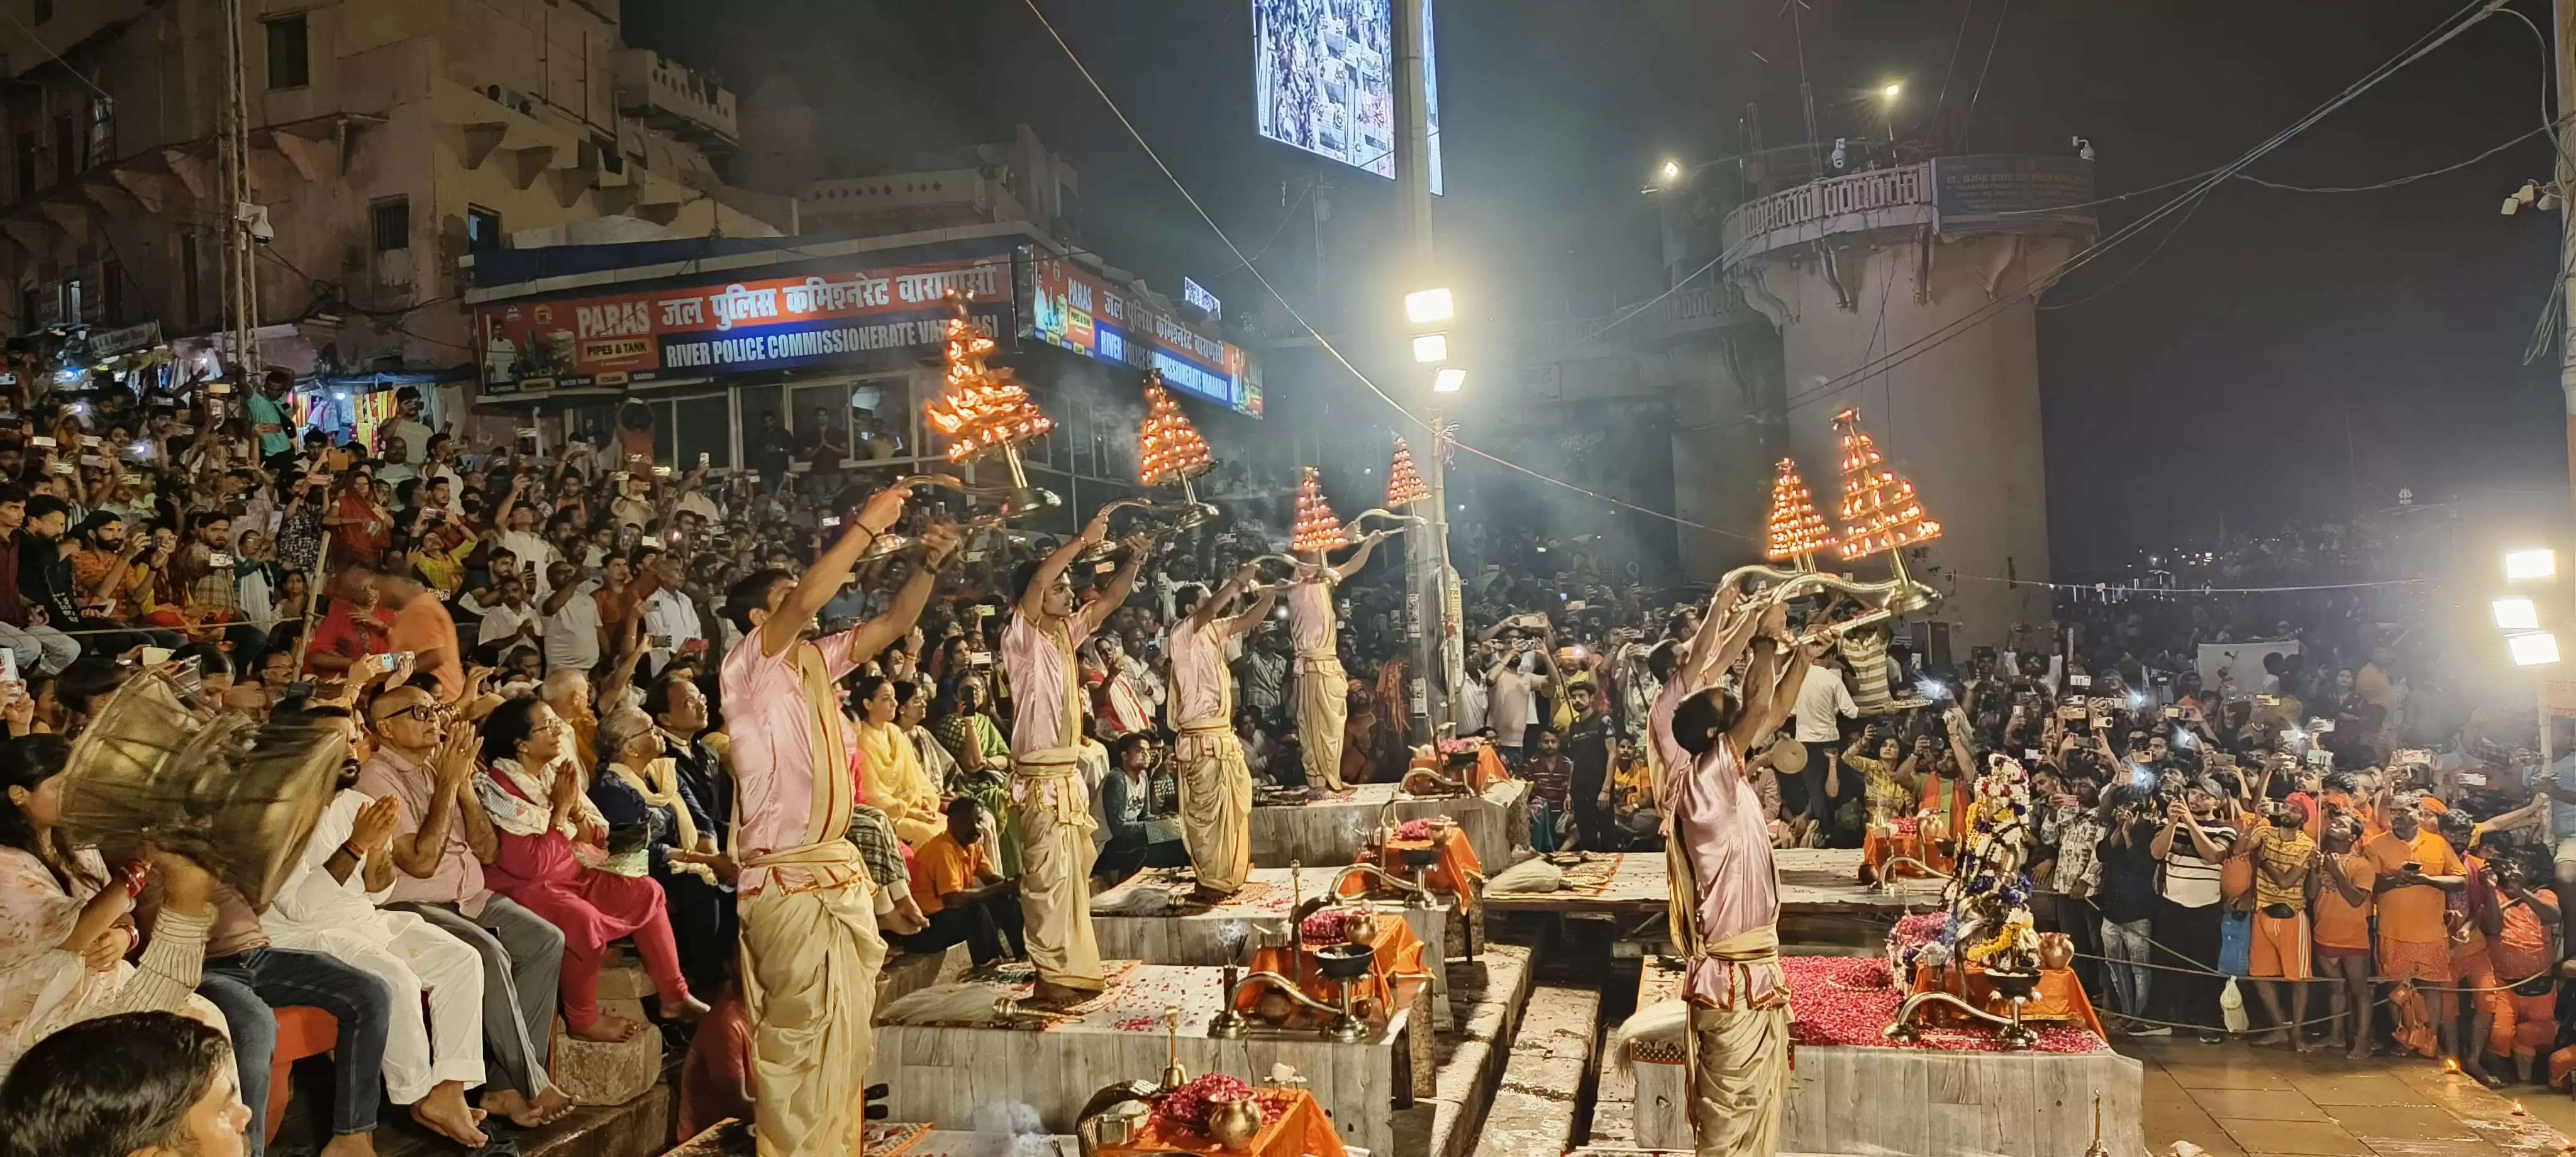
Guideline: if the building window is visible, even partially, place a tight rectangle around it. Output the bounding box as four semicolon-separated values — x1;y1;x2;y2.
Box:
265;14;309;90
51;114;73;184
13;132;31;200
466;204;503;252
87;96;112;165
100;258;121;326
369;197;409;252
32;0;50;23
180;235;200;328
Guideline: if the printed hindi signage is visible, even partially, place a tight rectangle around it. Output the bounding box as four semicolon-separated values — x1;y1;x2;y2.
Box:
1928;155;2097;237
1021;252;1262;417
476;260;1012;392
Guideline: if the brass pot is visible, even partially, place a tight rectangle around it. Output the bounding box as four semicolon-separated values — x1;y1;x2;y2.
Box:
1205;1095;1263;1149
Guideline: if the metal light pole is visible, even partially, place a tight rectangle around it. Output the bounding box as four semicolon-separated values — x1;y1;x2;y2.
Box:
2558;0;2576;526
1394;0;1457;738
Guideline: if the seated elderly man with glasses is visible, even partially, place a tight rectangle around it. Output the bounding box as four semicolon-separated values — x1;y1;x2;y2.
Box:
352;684;576;1129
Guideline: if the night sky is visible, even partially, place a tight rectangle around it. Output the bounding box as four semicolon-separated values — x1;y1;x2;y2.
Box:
628;0;2571;572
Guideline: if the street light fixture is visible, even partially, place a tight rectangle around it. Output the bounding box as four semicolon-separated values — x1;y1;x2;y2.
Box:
1433;367;1466;393
2496;597;2541;631
1881;82;1902;101
2511;632;2563;667
1411;333;1449;363
1404;288;1455;325
2507;548;2558;581
1658;158;1682;185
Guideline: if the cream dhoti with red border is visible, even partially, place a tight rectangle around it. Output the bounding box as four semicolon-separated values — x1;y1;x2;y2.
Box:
1295;650;1350;791
734;641;889;1157
1013;745;1106;991
1174;719;1253;895
1683;927;1790;1157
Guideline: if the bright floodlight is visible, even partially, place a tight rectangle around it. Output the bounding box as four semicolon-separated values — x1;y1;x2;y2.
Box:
1412;333;1450;363
2507;548;2558;581
1405;288;1455;324
2511;631;2563;667
1882;82;1902;101
1433;367;1467;393
1659;159;1682;184
2494;597;2541;631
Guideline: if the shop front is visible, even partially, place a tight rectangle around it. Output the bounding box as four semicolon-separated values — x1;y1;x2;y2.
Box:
465;233;1271;533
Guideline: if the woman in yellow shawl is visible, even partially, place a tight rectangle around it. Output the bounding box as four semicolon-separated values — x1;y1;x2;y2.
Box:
850;673;942;846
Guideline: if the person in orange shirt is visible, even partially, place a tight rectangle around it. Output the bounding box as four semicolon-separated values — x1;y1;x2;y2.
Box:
2483;851;2558;1085
2310;815;2377;1059
902;797;1023;970
2362;795;2468;1058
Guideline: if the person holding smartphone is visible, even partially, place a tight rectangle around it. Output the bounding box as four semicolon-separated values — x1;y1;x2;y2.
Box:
2361;796;2467;1039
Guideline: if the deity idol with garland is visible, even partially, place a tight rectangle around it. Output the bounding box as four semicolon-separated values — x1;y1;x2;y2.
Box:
1940;754;2041;973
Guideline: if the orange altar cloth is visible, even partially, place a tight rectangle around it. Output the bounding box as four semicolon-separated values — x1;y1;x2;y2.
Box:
1907;961;2106;1038
1100;1090;1346;1157
1860;822;1957;880
1336;826;1482;912
1238;911;1428;1017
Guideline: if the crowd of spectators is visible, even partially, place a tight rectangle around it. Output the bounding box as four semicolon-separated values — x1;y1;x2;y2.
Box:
2;353;2576;1154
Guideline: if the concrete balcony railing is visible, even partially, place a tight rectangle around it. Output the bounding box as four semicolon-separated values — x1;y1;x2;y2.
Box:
1720;162;1931;265
800;169;1033;233
1519;281;1757;355
611;49;736;148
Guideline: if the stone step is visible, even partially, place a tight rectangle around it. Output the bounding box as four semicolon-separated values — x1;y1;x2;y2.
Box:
1471;983;1600;1157
1386;932;1543;1157
373;1081;677;1157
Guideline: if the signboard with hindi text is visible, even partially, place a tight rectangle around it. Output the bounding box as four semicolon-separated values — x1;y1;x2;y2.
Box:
475;259;1013;393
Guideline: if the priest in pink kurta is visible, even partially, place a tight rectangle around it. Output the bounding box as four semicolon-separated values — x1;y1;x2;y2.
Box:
717;481;955;1157
1288;528;1391;793
1167;565;1275;900
1650;594;1815;1157
1004;509;1148;1005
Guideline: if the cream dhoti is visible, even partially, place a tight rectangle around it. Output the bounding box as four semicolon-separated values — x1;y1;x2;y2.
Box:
1296;650;1350;791
739;841;886;1157
1012;746;1106;992
1174;720;1252;894
1683;927;1790;1157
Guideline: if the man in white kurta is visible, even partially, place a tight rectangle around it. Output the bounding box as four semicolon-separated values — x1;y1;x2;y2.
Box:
1289;529;1390;793
1004;509;1146;1005
1167;565;1276;901
264;765;491;1146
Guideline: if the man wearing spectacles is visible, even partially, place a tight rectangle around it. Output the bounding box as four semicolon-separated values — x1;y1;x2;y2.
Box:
352;685;574;1129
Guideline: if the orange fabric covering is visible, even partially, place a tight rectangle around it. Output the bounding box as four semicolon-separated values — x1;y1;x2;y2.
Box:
267;1006;340;1143
1861;824;1954;878
1337;827;1483;912
1908;962;2106;1038
1101;1090;1347;1157
1239;912;1428;1017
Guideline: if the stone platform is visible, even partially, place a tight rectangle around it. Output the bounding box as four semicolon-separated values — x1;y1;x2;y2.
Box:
867;962;1430;1157
1623;956;2143;1157
669;1119;1078;1157
1251;780;1527;874
1091;865;1456;1027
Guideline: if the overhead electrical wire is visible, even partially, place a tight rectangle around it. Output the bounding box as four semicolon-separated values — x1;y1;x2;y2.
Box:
1780;0;2514;412
1019;0;2509;548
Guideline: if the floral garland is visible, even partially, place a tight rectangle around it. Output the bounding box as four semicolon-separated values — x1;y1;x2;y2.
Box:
1943;755;2040;973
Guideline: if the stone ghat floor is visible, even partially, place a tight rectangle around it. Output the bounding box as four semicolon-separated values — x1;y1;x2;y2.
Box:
2124;1035;2573;1157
